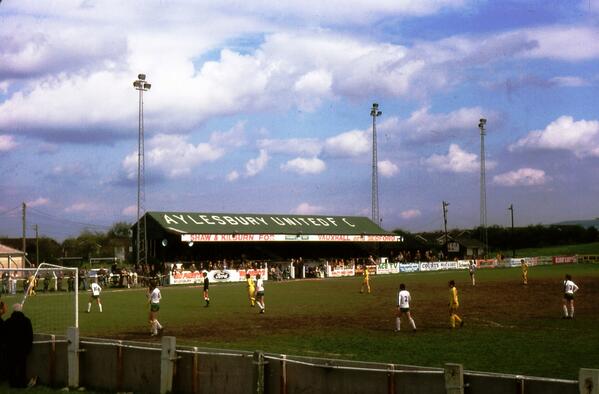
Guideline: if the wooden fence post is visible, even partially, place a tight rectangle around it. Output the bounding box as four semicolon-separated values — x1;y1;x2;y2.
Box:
67;327;80;389
253;351;265;394
160;336;177;394
580;369;599;394
444;363;464;394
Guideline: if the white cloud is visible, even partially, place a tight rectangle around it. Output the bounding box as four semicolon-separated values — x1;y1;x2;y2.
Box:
400;209;421;219
65;202;96;213
257;138;322;156
523;26;599;61
493;168;549;187
216;0;467;23
549;76;588;87
281;157;326;175
209;121;247;148
122;205;137;216
52;162;91;177
26;197;50;207
293;69;333;111
0;135;17;151
399;106;493;142
122;134;225;179
324;130;370;157
424;144;479;173
509;116;599;158
378;160;399;177
245;149;269;176
293;202;324;215
227;170;240;182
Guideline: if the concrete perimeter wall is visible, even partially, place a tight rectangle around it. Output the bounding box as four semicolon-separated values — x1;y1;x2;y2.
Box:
19;332;592;394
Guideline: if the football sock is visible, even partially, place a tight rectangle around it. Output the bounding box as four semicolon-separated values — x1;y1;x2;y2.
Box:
570;306;574;318
99;303;103;312
87;303;91;312
409;318;416;330
395;317;401;331
563;305;569;317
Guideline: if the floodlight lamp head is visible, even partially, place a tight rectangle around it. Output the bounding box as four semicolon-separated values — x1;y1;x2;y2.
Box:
377;111;382;116
133;81;141;88
372;103;379;108
138;74;146;81
479;118;487;128
144;83;151;90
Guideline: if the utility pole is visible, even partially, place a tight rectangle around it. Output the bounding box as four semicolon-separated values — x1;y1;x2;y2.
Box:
22;202;27;255
370;103;382;225
508;204;515;258
443;201;449;251
34;224;39;265
478;118;488;258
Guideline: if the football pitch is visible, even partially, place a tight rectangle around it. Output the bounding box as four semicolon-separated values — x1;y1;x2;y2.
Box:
10;263;599;380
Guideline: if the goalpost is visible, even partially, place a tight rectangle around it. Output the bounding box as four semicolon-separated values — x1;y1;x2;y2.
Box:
0;263;78;335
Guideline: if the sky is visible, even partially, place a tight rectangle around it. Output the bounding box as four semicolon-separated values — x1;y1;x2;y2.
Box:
1;0;599;240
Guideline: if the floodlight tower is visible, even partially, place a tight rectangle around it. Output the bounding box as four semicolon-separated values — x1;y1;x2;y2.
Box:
133;74;151;266
478;118;488;258
370;103;382;225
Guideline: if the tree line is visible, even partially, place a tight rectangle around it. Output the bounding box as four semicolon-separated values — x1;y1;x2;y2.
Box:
2;222;597;266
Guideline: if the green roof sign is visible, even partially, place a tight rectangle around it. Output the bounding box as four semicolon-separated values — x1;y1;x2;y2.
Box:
145;212;402;242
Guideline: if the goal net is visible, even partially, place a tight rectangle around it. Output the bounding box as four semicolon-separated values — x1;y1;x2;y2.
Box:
0;263;78;335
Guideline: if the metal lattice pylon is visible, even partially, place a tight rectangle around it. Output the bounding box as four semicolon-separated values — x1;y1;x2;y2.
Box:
133;74;151;266
370;103;382;226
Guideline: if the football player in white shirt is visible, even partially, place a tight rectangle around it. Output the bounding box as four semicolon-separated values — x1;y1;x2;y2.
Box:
87;279;103;313
148;281;163;336
254;274;265;314
562;274;579;319
396;283;416;332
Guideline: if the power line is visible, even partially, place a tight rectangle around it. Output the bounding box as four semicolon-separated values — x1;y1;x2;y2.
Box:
27;207;112;230
0;205;21;217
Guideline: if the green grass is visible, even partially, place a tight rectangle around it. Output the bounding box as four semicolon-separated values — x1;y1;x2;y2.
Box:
516;242;599;257
6;263;599;381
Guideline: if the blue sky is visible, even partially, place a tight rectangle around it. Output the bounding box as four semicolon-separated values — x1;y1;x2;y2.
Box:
1;0;599;240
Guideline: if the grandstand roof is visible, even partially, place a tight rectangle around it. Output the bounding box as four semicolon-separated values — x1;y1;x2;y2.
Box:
141;211;402;243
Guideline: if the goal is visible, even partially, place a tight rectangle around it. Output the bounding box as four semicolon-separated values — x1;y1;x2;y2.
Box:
0;263;78;335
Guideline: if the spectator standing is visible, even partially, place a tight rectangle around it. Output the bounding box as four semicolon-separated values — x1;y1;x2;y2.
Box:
562;274;579;319
448;280;463;329
0;300;6;381
4;303;33;388
79;268;88;290
1;272;7;294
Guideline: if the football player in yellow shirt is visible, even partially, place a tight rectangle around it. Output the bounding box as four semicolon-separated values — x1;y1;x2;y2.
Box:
360;266;370;294
521;259;528;285
246;273;256;307
448;280;463;328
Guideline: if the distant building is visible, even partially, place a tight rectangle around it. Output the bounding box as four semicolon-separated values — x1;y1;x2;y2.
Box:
0;243;25;269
